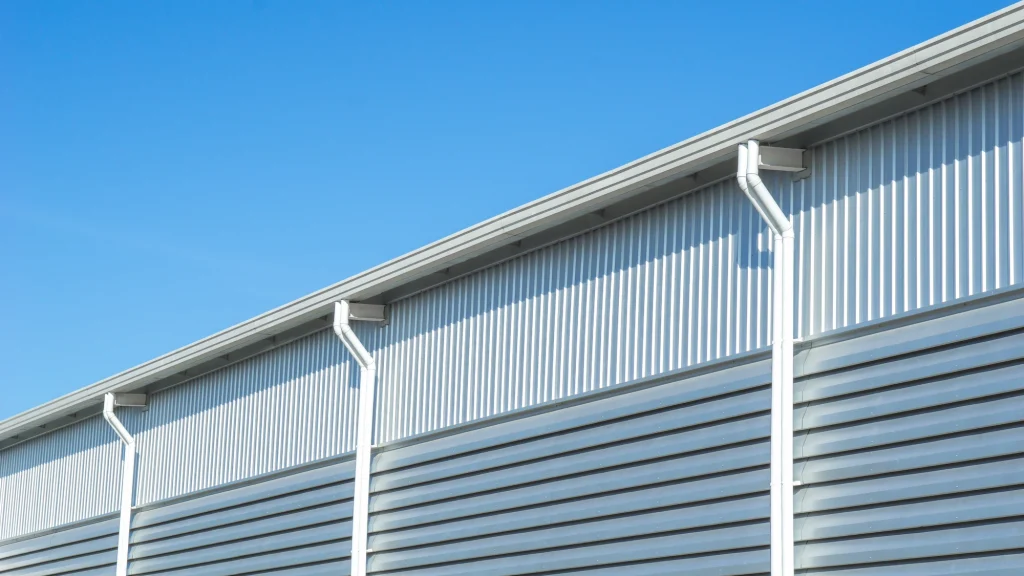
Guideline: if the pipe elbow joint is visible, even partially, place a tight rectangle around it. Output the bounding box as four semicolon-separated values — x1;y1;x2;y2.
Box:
736;144;750;193
102;393;136;446
331;322;346;342
361;355;377;373
745;168;773;203
334;301;376;371
736;173;749;193
746;169;792;235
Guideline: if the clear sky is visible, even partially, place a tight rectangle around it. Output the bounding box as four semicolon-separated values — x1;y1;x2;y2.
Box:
0;0;1013;420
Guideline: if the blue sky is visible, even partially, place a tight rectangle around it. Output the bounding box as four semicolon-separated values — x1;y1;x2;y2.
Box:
0;0;1012;419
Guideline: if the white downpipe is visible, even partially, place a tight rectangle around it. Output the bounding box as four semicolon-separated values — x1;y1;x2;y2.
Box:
738;140;795;576
333;300;377;576
102;393;137;576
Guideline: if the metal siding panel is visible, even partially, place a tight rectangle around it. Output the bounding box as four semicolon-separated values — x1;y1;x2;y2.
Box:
365;364;772;574
0;519;117;576
1;329;360;541
367;71;1024;443
793;299;1024;570
131;457;355;531
796;488;1024;542
797;521;1024;570
7;69;1024;542
797;553;1024;576
4;264;1021;574
128;458;356;576
373;509;767;573
374;388;767;493
0;417;121;541
125;328;359;506
371;181;772;443
541;550;769;576
370;525;767;575
371;469;767;551
357;294;1024;574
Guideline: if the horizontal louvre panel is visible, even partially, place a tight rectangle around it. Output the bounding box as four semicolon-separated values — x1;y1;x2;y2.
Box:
797;552;1024;575
793;300;1024;571
128;458;356;576
0;519;117;576
371;524;767;576
365;364;772;574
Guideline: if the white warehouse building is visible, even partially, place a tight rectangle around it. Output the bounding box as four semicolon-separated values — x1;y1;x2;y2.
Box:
3;4;1024;576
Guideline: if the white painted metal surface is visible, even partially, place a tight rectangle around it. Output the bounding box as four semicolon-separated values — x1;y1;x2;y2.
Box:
128;328;362;506
347;303;387;323
102;393;147;576
0;416;121;540
333;301;385;576
740;140;798;576
758;146;807;173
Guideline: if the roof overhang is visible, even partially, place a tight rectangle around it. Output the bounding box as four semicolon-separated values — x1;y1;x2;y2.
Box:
5;2;1024;449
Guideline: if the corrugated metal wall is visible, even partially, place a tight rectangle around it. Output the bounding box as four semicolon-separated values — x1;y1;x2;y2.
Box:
370;184;774;443
0;416;122;540
353;286;1024;574
126;328;360;506
0;328;361;541
5;68;1024;543
0;456;356;576
2;266;1021;575
367;71;1024;443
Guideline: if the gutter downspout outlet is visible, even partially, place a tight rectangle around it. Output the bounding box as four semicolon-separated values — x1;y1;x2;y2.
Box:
102;392;147;576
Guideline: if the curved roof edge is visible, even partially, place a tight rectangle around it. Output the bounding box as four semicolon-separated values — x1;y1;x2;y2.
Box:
5;2;1024;447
